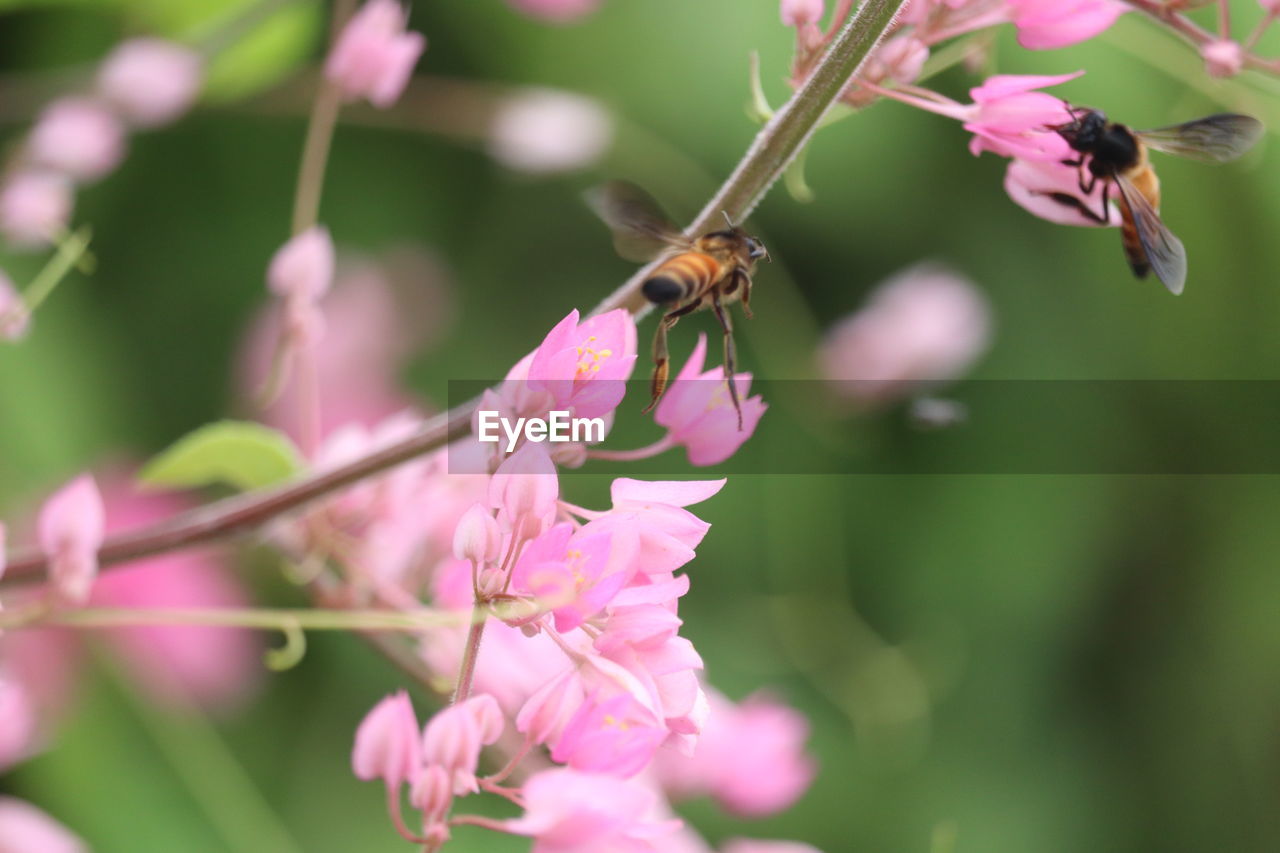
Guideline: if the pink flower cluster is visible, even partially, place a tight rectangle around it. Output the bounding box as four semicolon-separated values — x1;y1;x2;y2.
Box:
0;39;203;250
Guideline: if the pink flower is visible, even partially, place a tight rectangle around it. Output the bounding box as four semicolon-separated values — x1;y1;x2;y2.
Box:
268;226;335;303
488;441;559;537
527;309;638;419
781;0;824;26
506;0;601;23
816;264;990;405
421;694;504;794
551;689;668;777
504;768;682;852
0;273;30;341
27;97;126;182
868;34;929;86
1003;157;1117;227
654;333;766;466
37;474;104;604
512;523;631;631
488;89;613;174
1203;39;1245;77
1008;0;1125;50
654;690;816;817
97;38;203;127
352;690;422;789
0;798;87;853
325;0;426;108
453;502;503;564
0;171;73;248
0;677;37;772
517;668;585;745
599;478;724;576
964;73;1081;161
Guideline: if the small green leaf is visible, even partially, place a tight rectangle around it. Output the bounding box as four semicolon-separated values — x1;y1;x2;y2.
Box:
140;420;304;492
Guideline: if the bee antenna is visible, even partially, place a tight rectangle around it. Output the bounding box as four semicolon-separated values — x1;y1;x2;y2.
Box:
721;210;734;228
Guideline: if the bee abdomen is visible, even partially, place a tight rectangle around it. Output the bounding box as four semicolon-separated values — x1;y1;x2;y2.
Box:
1120;216;1151;278
643;252;721;305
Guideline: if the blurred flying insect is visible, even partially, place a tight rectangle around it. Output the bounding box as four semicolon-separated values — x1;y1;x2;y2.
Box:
1043;106;1263;294
588;181;768;429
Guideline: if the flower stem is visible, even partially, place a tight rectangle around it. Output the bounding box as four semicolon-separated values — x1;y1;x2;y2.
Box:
450;601;488;704
587;434;677;462
0;0;908;584
20;227;92;314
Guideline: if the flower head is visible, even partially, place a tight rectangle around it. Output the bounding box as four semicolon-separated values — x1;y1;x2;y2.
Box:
1008;0;1125;50
655;334;767;466
352;690;422;789
528;309;638;419
0;171;73;248
1004;156;1118;227
37;474;105;605
1203;39;1245;78
489;89;613;174
781;0;824;27
421;694;504;794
504;768;682;852
268;226;335;303
325;0;426;108
28;97;126;182
964;72;1081;161
97;39;203;127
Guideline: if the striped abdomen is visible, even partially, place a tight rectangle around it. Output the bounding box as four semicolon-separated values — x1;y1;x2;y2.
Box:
1118;164;1161;278
642;252;725;305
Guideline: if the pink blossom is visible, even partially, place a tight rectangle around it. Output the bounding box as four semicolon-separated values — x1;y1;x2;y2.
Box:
421;693;504;794
27;97;126;182
325;0;426;108
488;441;559;536
655;333;766;466
0;677;37;772
1004;157;1117;227
0;798;87;853
598;478;724;576
0;171;73;248
97;38;203;127
781;0;824;26
517;668;585;745
512;523;631;631
1008;0;1125;50
964;73;1081;161
1203;39;1245;77
489;89;613;174
453;502;503;564
654;690;816;817
409;763;452;815
352;690;422;789
551;690;668;777
0;273;30;341
268;226;335;303
506;0;601;23
870;35;929;85
527;309;638;420
504;768;682;852
37;474;104;604
816;264;990;404
721;841;825;853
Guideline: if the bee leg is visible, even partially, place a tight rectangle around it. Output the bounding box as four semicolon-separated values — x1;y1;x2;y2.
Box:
1035;191;1110;225
739;271;754;320
643;300;700;415
710;292;744;431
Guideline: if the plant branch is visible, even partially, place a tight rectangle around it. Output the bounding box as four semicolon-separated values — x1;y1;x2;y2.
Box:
1121;0;1280;73
0;0;907;585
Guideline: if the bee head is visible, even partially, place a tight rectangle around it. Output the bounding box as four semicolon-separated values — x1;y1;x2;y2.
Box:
1051;104;1107;152
745;235;769;262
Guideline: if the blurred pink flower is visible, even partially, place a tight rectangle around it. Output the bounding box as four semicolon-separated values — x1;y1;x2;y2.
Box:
488;88;613;174
507;0;601;23
89;478;262;711
512;524;630;632
654;333;767;466
38;474;104;605
489;441;559;537
28;97;126;182
0;798;86;853
0;676;37;771
868;34;929;86
505;768;682;852
528;308;638;420
269;226;334;303
1004;156;1117;227
453;502;503;564
817;264;990;405
352;690;422;789
1203;39;1245;77
0;273;30;341
326;0;426;108
551;689;667;777
1008;0;1125;50
654;690;816;817
97;38;203;127
421;694;504;794
781;0;824;27
0;171;73;248
721;841;825;853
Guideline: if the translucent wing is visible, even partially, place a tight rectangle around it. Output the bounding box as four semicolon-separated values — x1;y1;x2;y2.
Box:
1114;173;1187;295
1136;114;1263;163
585;181;692;262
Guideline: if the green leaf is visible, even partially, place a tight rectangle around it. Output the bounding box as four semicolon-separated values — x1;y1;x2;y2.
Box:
140;420;304;492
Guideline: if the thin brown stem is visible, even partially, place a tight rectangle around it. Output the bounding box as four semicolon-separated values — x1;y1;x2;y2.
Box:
1122;0;1280;73
450;601;488;704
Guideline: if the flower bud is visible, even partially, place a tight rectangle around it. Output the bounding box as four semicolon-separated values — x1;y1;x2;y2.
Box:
780;0;824;26
487;441;558;527
97;39;203;128
351;690;422;789
0;275;30;342
408;764;452;816
0;171;73;248
452;503;502;564
28;98;126;183
488;89;612;174
325;0;426;108
37;474;104;605
268;226;334;302
421;697;488;794
1202;39;1244;78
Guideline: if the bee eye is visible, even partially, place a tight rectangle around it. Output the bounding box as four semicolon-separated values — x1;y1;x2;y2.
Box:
748;239;767;260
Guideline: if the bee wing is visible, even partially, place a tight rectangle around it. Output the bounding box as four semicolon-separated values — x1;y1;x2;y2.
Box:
585;180;693;262
1136;114;1263;163
1114;173;1187;295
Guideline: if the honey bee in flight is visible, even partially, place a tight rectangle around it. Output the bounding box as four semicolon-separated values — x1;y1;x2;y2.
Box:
1041;106;1262;294
588;181;768;429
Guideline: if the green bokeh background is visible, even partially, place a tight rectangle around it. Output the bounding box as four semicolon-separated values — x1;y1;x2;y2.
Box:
4;1;1280;851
